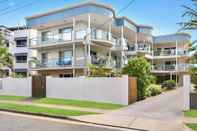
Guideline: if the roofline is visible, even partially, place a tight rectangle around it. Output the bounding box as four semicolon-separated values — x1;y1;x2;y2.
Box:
26;1;115;20
154;32;191;38
119;17;153;30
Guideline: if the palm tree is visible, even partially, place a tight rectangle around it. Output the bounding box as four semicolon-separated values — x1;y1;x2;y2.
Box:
181;0;197;30
0;33;13;77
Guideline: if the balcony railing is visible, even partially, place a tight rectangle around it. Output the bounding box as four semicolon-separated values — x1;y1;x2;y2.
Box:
152;64;188;71
153;50;188;56
29;28;120;47
34;57;73;68
31;56;116;69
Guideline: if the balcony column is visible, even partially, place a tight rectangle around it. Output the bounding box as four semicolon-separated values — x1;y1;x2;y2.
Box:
72;43;75;67
121;26;124;67
108;24;111;41
108;50;111;66
84;14;91;76
87;14;91;63
135;33;138;51
72;17;75;41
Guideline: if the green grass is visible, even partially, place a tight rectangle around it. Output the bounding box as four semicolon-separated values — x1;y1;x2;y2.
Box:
0;95;27;101
185;110;197;117
34;98;124;110
0;103;97;117
186;123;197;131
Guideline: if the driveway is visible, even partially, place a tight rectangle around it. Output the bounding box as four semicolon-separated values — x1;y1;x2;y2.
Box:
71;88;186;131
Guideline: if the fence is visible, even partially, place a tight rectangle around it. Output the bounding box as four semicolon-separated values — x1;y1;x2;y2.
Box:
0;77;32;97
0;75;137;105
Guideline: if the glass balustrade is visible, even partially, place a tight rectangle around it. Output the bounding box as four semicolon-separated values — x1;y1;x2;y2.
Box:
29;28;118;47
35;57;72;68
152;64;188;71
153;50;188;56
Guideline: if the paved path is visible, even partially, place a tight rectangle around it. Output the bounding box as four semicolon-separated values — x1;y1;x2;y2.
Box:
0;111;135;131
71;89;186;131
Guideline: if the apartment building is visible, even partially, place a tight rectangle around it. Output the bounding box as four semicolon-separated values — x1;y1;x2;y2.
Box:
151;34;190;83
0;26;29;77
26;1;190;82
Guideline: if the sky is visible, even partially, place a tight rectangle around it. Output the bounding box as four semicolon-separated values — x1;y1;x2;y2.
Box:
0;0;196;40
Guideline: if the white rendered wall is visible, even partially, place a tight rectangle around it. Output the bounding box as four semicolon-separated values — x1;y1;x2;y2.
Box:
0;77;32;97
46;76;129;105
183;75;191;111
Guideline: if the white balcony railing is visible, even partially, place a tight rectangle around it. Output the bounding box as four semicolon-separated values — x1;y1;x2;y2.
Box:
31;56;116;69
152;64;188;72
153;50;188;56
29;28;123;48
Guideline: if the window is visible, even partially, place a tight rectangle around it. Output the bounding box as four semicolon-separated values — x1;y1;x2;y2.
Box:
59;27;72;41
16;39;27;47
16;55;27;63
41;53;48;64
42;31;52;41
5;41;9;47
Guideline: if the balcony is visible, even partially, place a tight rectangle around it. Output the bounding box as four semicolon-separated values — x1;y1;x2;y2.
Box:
32;57;73;69
151;64;188;73
30;56;115;70
153;50;189;59
29;28;120;49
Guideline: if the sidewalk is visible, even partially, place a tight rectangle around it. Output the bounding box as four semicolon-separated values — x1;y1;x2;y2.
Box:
0;100;110;114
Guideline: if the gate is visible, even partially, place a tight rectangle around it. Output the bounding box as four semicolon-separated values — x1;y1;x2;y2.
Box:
32;76;46;98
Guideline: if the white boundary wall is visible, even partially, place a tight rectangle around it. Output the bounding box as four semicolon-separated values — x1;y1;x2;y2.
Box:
46;75;129;105
183;75;191;111
0;77;32;97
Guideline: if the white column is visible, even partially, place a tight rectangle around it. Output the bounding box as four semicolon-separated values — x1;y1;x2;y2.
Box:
135;33;138;51
176;40;178;87
72;17;75;41
72;43;75;66
121;26;124;67
87;14;91;62
108;24;111;41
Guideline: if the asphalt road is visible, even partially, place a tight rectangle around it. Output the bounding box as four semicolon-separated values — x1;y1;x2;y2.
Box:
0;112;133;131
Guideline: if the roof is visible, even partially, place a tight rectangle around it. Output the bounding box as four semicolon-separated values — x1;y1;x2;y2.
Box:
26;1;115;20
154;33;191;43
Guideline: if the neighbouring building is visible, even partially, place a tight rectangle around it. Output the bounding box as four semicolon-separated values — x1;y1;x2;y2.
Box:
0;26;29;77
25;1;191;83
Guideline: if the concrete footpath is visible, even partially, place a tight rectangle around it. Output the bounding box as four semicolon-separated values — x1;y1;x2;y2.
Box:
70;89;187;131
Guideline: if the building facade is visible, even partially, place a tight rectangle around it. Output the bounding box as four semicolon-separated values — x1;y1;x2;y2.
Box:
0;26;29;77
26;1;191;83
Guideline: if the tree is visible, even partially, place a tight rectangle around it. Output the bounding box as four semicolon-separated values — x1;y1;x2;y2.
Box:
181;0;197;30
122;57;155;100
0;33;13;77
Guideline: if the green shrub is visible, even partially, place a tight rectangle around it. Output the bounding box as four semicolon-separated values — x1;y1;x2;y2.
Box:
162;80;176;90
145;84;162;97
122;57;155;100
89;64;111;77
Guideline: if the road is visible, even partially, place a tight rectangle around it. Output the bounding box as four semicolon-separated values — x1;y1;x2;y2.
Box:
0;111;133;131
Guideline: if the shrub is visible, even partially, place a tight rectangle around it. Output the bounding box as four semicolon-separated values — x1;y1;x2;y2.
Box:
122;57;155;100
89;64;111;77
162;80;176;90
145;84;162;97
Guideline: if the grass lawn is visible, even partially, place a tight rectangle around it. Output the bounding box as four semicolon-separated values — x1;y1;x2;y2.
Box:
34;98;124;110
0;95;27;101
0;103;97;117
185;110;197;117
186;123;197;131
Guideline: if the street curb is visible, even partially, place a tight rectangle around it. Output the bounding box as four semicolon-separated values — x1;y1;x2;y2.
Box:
0;109;148;131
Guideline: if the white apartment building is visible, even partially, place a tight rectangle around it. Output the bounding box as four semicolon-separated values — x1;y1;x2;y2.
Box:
25;1;191;83
0;26;29;77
